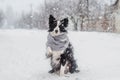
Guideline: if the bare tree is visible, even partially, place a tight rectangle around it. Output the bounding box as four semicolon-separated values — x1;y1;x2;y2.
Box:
13;0;119;32
0;9;4;28
113;0;120;32
113;0;119;8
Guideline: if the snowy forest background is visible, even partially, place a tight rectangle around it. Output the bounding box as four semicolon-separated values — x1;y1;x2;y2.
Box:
0;0;120;33
1;1;120;80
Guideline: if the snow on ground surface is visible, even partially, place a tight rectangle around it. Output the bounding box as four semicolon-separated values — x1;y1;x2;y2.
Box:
0;29;120;80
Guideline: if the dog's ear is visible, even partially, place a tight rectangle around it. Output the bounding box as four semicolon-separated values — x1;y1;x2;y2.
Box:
49;15;56;24
61;18;68;27
48;15;57;32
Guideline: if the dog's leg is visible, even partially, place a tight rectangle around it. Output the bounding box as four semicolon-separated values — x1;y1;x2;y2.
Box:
49;53;61;74
46;47;52;58
60;61;68;76
69;59;80;73
60;65;65;76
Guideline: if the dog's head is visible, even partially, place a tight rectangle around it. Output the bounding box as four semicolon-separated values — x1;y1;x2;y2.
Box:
48;15;68;36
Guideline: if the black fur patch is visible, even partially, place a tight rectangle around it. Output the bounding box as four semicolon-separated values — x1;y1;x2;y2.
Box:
60;43;78;73
48;15;57;32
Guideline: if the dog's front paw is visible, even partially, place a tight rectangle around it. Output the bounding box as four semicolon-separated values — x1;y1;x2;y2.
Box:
46;53;52;58
46;47;52;58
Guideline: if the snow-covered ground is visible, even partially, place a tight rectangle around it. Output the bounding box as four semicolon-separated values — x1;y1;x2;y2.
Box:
0;29;120;80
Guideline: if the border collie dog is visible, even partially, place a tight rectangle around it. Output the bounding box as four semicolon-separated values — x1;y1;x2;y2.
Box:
46;15;79;76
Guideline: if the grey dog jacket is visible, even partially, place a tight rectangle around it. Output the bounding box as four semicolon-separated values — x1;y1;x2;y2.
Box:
46;33;69;51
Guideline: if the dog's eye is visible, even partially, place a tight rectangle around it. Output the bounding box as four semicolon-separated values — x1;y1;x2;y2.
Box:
59;23;64;28
60;27;66;32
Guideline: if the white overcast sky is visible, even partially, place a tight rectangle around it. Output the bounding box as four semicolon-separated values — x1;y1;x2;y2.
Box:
0;0;116;13
0;0;45;13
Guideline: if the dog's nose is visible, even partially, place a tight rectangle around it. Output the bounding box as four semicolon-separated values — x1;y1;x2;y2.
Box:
55;30;58;33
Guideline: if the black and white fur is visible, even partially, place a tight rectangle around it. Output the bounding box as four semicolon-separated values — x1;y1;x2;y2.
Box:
46;15;79;76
